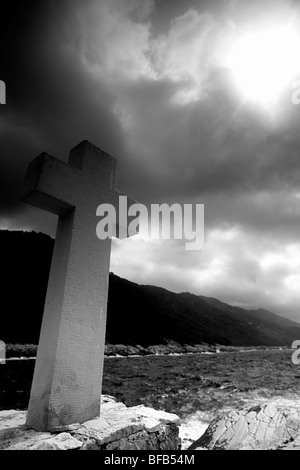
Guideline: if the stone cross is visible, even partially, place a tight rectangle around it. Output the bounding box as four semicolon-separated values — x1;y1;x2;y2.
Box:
21;140;138;431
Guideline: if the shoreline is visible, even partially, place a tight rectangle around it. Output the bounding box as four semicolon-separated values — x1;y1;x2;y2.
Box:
4;344;291;361
5;346;291;362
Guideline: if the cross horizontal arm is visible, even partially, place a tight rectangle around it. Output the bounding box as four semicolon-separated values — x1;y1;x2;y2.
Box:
21;153;80;215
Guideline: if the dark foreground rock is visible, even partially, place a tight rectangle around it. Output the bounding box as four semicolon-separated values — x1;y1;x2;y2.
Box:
0;396;181;450
189;403;300;450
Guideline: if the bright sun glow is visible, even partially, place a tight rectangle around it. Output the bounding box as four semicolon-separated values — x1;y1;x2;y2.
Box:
228;25;300;107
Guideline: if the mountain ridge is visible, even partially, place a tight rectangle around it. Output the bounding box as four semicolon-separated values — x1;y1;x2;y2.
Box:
0;230;299;346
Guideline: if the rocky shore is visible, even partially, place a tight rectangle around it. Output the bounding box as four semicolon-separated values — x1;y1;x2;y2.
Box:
0;396;181;450
188;402;300;450
0;396;180;450
2;396;300;450
0;395;181;450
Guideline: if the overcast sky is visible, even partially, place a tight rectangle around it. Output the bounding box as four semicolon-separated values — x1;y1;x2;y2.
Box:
1;0;300;321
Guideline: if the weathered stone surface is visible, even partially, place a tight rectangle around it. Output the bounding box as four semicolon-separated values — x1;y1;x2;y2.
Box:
155;424;181;450
0;396;181;450
106;424;180;451
278;435;300;451
0;410;27;441
0;411;82;450
189;403;300;450
1;431;52;450
106;429;152;450
76;411;144;446
130;405;181;426
142;417;162;433
21;433;83;451
100;395;127;412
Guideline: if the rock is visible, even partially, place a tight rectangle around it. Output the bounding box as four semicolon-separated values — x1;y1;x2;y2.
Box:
0;410;27;441
0;395;181;450
130;405;181;426
74;402;181;449
189;403;300;450
106;430;151;450
100;395;127;412
21;433;83;450
77;410;145;446
142;418;162;433
105;425;179;451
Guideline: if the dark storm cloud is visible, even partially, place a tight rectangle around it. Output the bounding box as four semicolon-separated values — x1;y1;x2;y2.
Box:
0;0;139;230
1;0;300;319
2;0;300;222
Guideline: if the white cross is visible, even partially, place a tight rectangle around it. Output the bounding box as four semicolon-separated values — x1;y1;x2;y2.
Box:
22;140;138;431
